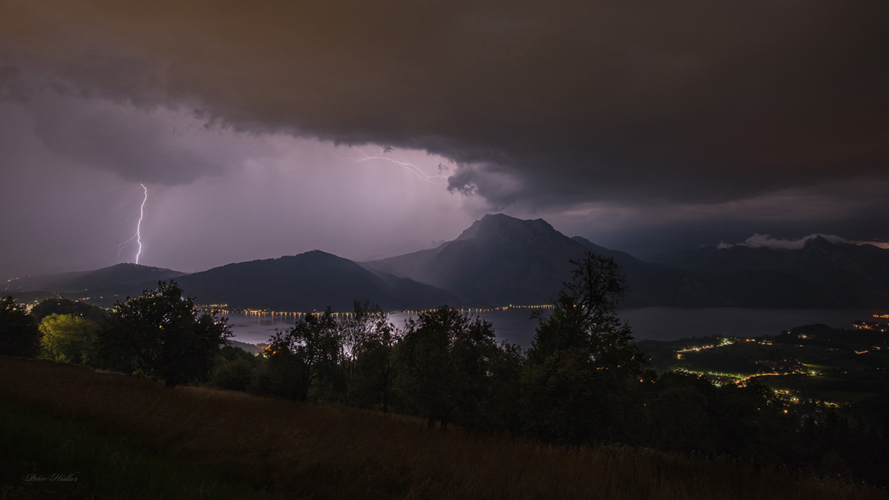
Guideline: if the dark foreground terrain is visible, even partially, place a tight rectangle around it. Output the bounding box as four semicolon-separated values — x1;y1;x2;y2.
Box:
1;357;886;500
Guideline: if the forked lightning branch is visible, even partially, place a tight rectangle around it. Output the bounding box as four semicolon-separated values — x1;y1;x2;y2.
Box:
116;183;148;264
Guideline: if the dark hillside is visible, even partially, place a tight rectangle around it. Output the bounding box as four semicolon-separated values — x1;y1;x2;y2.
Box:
4;263;185;294
656;238;889;308
571;236;717;307
174;250;459;311
29;297;107;321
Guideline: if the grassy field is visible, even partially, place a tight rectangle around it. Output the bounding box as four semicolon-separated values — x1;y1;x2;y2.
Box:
0;401;289;499
1;356;887;500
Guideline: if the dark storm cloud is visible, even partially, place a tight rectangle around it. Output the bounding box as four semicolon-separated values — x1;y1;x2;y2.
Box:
0;70;225;185
2;0;888;205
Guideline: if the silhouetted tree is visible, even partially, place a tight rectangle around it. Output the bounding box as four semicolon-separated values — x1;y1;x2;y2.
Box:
340;301;401;411
209;344;262;392
473;339;525;433
395;306;504;429
0;296;40;358
524;253;647;442
265;309;340;401
95;281;230;388
645;372;719;453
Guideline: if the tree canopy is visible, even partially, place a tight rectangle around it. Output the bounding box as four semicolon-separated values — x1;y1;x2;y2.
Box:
95;281;230;387
39;313;98;364
0;296;40;358
524;252;648;442
395;306;507;429
264;309;341;401
338;300;401;411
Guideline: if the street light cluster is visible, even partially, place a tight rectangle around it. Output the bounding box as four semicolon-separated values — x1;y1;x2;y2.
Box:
195;303;556;318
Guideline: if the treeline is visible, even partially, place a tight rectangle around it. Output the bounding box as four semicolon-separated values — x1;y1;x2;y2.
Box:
0;296;107;364
1;254;888;486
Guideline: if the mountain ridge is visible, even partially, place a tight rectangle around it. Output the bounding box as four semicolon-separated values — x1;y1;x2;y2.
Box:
654;236;889;308
7;216;889;310
170;250;462;312
364;213;719;307
3;263;185;295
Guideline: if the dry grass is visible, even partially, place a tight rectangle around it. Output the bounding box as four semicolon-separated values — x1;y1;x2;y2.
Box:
0;356;885;500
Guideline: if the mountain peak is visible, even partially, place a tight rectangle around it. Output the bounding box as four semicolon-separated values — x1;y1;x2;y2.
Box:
291;249;340;260
803;235;838;250
107;262;181;273
455;213;557;243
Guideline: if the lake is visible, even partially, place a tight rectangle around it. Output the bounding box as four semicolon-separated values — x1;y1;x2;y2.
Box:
225;307;882;348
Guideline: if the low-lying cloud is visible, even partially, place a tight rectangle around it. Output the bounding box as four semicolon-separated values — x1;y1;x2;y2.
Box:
718;234;849;251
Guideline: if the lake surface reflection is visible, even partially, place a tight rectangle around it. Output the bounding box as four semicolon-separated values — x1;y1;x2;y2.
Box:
226;307;881;349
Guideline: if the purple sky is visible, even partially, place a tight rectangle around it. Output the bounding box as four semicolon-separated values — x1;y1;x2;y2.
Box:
2;1;888;279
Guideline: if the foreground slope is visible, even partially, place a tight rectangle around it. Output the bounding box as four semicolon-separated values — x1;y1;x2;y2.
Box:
2;357;883;500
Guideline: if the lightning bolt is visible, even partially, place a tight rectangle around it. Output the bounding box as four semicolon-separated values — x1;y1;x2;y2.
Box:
114;184;149;261
134;183;147;264
335;147;449;184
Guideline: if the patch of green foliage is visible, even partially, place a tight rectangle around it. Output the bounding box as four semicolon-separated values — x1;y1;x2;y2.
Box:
39;313;98;364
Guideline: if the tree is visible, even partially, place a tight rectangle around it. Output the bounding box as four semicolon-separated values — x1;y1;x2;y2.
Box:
95;281;230;388
0;296;40;358
39;313;98;364
524;252;647;442
209;344;262;392
394;306;504;429
339;301;401;411
264;309;340;401
474;340;525;433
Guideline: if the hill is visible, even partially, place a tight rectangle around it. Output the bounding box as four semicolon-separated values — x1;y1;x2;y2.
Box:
364;214;717;307
172;250;460;311
655;237;889;308
570;236;717;307
3;263;185;295
29;297;108;322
